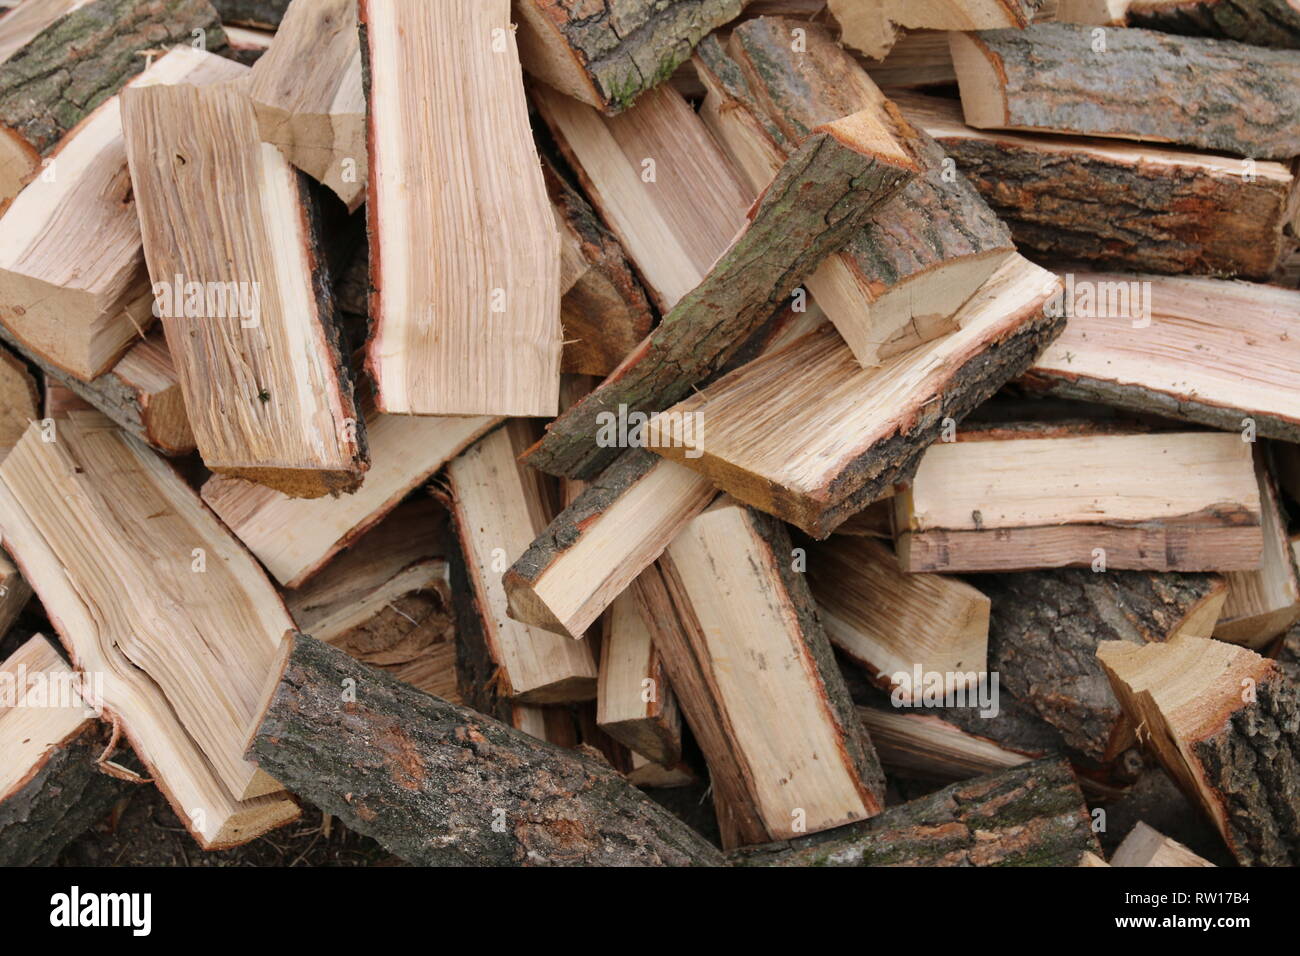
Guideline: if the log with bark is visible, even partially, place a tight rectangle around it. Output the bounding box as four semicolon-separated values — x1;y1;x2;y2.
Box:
0;342;35;457
1127;0;1300;48
596;591;682;767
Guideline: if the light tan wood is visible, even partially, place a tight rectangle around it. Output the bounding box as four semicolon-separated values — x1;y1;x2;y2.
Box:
1051;0;1132;22
1111;821;1216;867
0;0;88;64
247;0;366;210
446;422;597;704
863;30;955;88
0;48;244;381
856;707;1031;781
626;751;697;788
1079;851;1111;866
596;590;682;766
827;0;897;58
0;547;31;639
0;344;36;455
361;0;560;417
0;412;300;846
202;411;498;588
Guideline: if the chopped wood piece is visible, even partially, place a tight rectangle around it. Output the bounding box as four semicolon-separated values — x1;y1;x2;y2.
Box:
1079;851;1111;866
864;30;956;87
1024;275;1300;438
444;422;597;704
830;0;1039;59
596;591;682;767
895;431;1264;572
0;635;127;866
0;549;30;638
827;0;898;58
1047;0;1133;23
0;343;35;455
733;758;1101;866
897;92;1300;279
1098;635;1300;865
361;0;560;417
0;0;225;207
247;0;365;210
627;752;698;789
633;497;886;848
0;412;300;846
249;631;726;865
976;567;1227;761
644;255;1064;537
211;0;288;28
222;24;273;65
808;536;990;696
1128;0;1300;48
856;707;1032;781
951;24;1300;159
122;81;365;497
832;498;894;539
515;0;743;114
202;411;497;588
1111;820;1216;866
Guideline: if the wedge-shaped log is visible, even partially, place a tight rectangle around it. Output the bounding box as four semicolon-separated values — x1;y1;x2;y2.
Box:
645;255;1064;537
1128;0;1300;48
856;706;1032;782
0;0;224;206
897;92;1300;279
0;48;243;381
1111;821;1216;867
361;0;560;417
247;0;365;210
1098;635;1300;865
633;497;886;848
951;24;1300;159
733;758;1101;866
596;590;682;767
444;422;597;704
122;82;364;497
895;431;1264;572
203;411;497;588
0;412;300;847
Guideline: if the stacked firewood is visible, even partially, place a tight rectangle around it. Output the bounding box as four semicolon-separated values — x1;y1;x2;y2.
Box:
0;0;1298;867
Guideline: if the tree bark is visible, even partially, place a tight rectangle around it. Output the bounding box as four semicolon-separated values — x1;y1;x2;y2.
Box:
211;0;290;28
1129;0;1300;49
732;758;1101;866
249;633;724;866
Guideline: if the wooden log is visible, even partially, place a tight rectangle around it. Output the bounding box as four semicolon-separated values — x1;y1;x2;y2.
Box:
895;431;1264;572
361;0;560;418
976;567;1227;761
0;548;31;639
0;635;128;866
596;591;682;767
444;422;598;704
0;412;300;847
1046;0;1133;23
1128;0;1300;49
515;0;743;114
1023;275;1300;439
895;92;1300;280
0;48;244;381
733;758;1101;866
212;0;288;28
856;706;1033;781
0;0;225;207
1098;635;1300;865
0;342;35;457
246;0;365;211
1110;820;1217;866
202;411;497;588
644;255;1064;537
248;631;725;866
523;107;920;480
633;497;886;848
222;24;273;65
122;81;366;497
951;23;1300;159
830;0;1039;58
808;536;990;697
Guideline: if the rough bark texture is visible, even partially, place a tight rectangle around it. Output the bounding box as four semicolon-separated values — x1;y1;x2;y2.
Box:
249;633;725;866
975;569;1225;762
732;758;1101;866
1278;626;1300;689
444;512;514;726
211;0;289;27
1129;0;1300;49
0;725;128;866
523;125;917;479
960;23;1300;159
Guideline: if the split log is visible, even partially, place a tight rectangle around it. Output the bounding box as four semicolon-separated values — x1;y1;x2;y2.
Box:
0;412;300;847
0;48;244;381
515;0;743;114
123;81;366;497
1098;635;1300;865
733;758;1101;866
596;591;682;767
896;92;1300;280
0;549;30;638
1023;275;1300;439
975;567;1227;761
443;422;598;704
856;706;1032;781
830;0;1039;58
1110;821;1216;866
895;431;1264;572
523;106;920;480
0;0;225;207
0;635;128;866
808;536;990;696
633;497;886;848
951;23;1300;159
644;255;1064;537
0;343;35;456
248;631;725;866
1128;0;1300;48
360;0;560;417
863;30;957;87
202;411;497;588
223;24;273;65
1046;0;1133;23
247;0;365;210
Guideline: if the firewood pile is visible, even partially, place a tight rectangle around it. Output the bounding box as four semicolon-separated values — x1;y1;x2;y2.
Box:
1;0;1298;869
